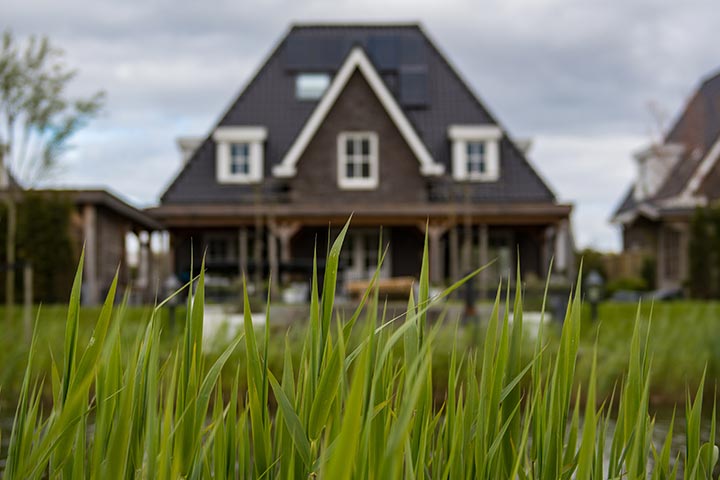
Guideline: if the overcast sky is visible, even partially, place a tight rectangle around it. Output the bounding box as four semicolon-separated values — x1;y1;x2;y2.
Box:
5;0;720;251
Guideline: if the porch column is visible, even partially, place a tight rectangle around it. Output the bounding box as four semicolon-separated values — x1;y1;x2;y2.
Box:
478;224;489;300
138;231;152;303
554;219;569;278
83;204;99;305
449;225;460;281
419;221;450;285
238;227;248;278
542;225;554;278
268;221;301;284
461;219;472;271
276;222;301;264
267;224;279;298
253;216;264;289
166;231;176;283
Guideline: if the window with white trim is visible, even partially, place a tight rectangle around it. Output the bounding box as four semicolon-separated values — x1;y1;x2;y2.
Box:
448;125;502;182
230;143;250;175
212;126;267;184
466;142;486;177
337;132;379;189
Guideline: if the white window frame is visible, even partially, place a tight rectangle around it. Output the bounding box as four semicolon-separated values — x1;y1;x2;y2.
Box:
337;131;379;190
448;125;502;182
212;126;268;184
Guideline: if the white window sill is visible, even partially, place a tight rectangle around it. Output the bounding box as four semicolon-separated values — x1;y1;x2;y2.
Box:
338;179;379;190
463;173;499;182
218;174;262;184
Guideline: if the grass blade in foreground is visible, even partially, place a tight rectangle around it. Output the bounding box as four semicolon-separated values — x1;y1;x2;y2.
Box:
1;222;717;479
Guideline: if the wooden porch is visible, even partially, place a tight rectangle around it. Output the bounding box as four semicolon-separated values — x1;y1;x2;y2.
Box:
152;202;573;302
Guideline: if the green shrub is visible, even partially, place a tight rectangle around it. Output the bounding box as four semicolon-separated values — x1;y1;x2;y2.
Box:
606;275;648;296
0;191;75;303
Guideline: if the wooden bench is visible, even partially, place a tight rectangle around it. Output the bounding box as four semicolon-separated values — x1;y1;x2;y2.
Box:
346;276;416;299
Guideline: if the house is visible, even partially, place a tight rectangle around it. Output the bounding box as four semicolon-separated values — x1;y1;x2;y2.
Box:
612;68;720;290
150;23;573;297
0;161;161;304
41;189;161;304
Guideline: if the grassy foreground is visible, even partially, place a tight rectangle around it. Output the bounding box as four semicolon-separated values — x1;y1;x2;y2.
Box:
3;222;720;478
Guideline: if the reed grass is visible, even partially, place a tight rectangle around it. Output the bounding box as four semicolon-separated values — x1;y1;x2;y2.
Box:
2;219;718;478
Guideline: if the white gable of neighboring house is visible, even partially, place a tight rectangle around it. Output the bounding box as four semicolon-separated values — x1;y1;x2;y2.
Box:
681;136;720;200
632;143;684;201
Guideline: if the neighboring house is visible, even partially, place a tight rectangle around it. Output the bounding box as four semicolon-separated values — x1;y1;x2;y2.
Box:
0;161;161;304
41;189;161;304
150;23;573;295
612;68;720;291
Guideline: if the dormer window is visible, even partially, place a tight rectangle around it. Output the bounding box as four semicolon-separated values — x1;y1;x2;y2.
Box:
466;142;486;177
448;125;502;182
337;132;379;189
230;143;250;175
296;73;330;100
213;126;267;184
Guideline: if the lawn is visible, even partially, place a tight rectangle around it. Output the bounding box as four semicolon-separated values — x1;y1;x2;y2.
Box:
0;298;718;416
581;301;720;406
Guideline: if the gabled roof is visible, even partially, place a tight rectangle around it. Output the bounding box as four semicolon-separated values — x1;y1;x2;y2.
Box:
273;47;443;177
614;68;720;221
161;23;556;205
33;188;162;231
654;69;720;200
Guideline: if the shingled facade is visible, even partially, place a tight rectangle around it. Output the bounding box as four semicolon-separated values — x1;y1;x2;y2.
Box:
612;68;720;291
151;24;573;294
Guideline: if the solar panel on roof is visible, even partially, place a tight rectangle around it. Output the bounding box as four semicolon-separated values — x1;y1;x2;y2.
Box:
399;65;428;107
368;34;400;70
284;34;349;70
400;35;425;65
382;73;399;96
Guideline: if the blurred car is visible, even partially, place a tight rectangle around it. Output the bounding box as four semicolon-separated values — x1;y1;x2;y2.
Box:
609;290;643;303
643;287;684;301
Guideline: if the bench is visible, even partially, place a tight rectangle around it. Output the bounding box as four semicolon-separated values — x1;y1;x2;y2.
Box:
346;276;416;299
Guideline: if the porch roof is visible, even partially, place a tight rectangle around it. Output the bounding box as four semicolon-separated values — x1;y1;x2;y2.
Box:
147;201;572;228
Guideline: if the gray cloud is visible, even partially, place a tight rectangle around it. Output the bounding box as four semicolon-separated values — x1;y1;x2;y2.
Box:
5;0;720;250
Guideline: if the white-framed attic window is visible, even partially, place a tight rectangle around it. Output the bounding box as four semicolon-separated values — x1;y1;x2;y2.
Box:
448;125;502;182
212;126;268;184
337;132;379;190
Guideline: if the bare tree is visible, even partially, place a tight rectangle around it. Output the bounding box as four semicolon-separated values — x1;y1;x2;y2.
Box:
646;100;669;147
0;30;104;320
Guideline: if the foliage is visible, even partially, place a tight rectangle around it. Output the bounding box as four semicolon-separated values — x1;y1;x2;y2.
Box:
640;254;657;291
688;208;713;298
0;29;104;185
575;248;607;284
1;222;719;478
605;276;649;296
688;206;720;298
0;191;75;302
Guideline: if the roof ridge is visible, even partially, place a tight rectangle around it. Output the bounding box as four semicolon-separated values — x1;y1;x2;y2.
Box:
700;67;720;87
290;22;421;29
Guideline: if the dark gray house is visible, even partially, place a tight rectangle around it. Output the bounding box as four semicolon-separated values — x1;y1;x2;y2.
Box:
612;68;720;290
150;23;573;294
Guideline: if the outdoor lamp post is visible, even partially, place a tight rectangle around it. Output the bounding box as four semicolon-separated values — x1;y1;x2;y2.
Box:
585;270;604;321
